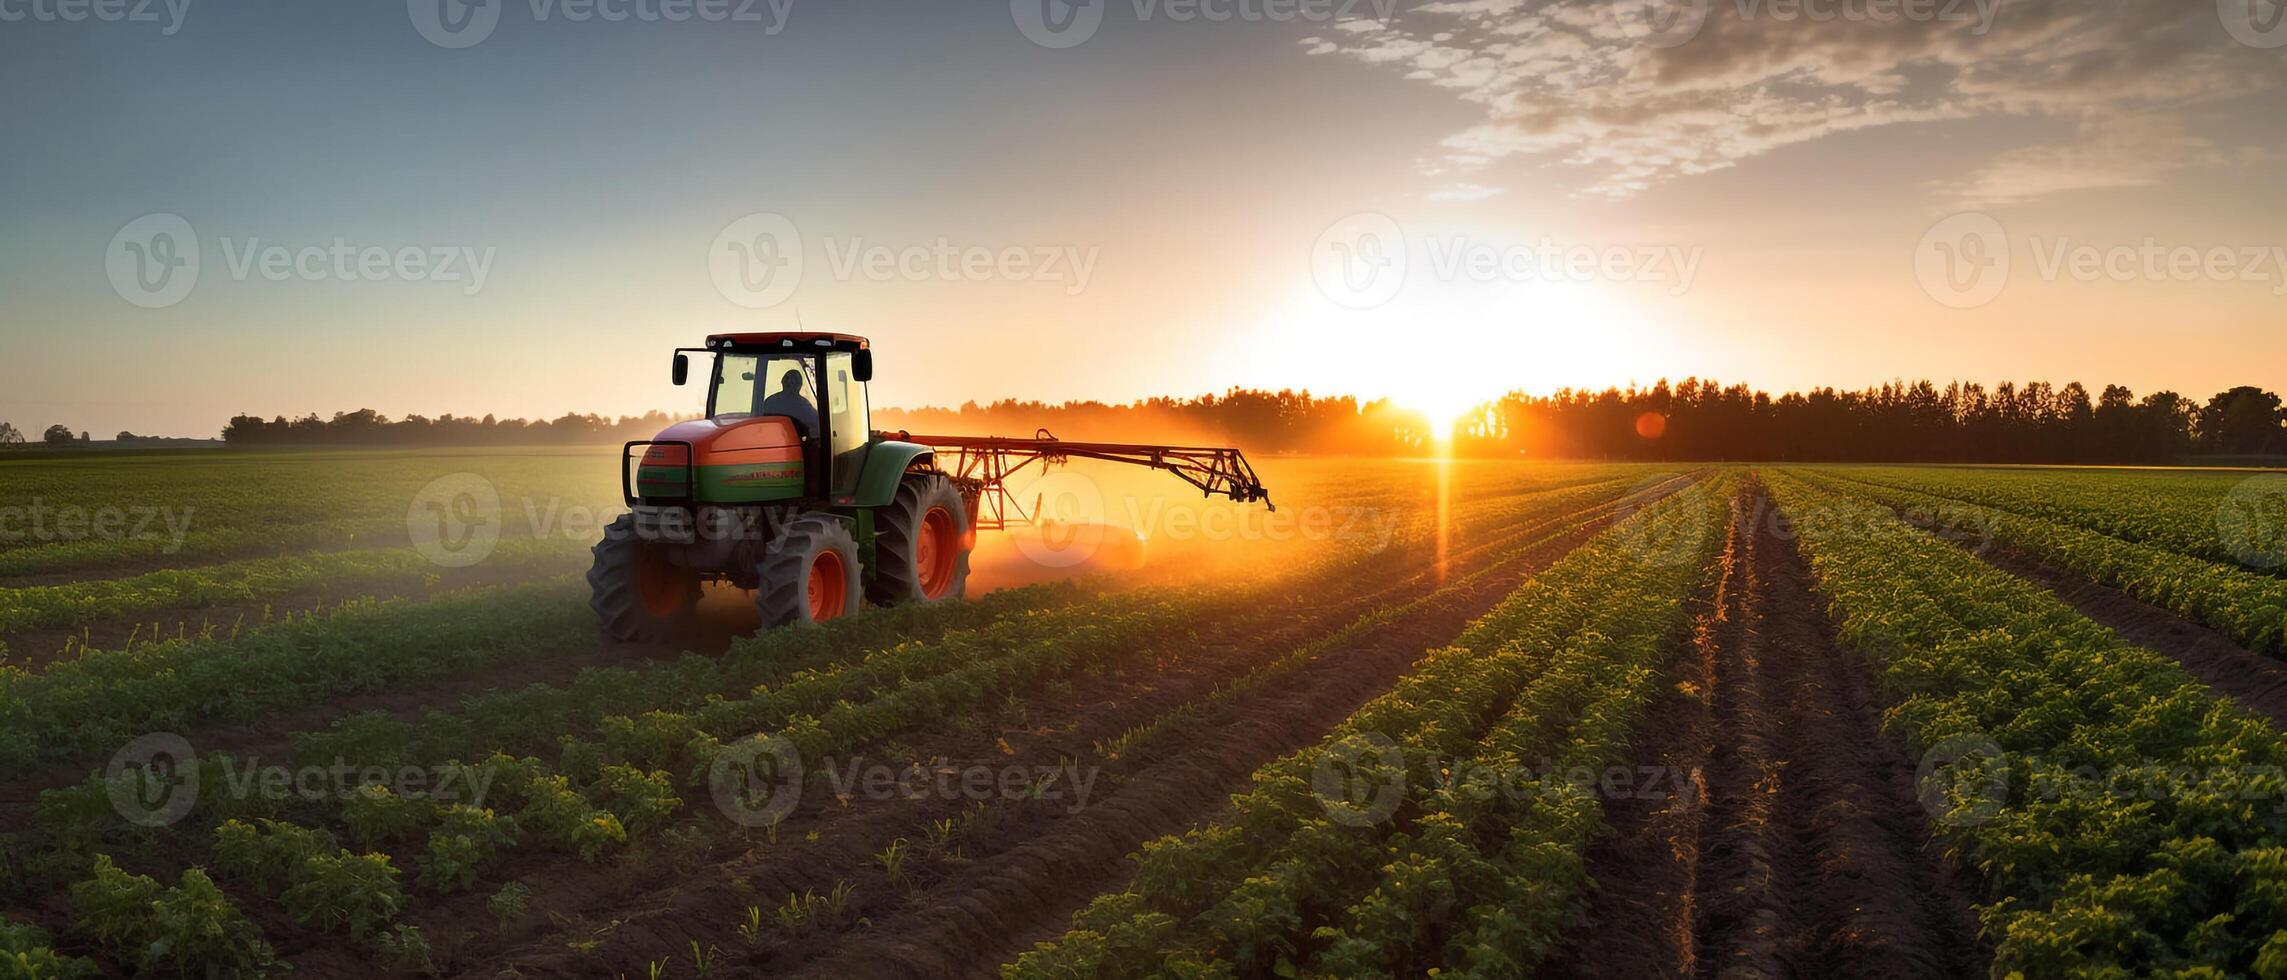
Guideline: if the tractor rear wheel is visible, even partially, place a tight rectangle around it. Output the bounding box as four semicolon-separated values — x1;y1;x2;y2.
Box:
589;513;701;641
868;472;972;606
757;513;862;627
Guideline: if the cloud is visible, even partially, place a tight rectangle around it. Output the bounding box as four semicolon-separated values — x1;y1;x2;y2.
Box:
1428;181;1509;201
1302;0;2282;200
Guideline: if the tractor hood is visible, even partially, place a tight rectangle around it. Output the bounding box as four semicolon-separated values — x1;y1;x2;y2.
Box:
634;416;805;502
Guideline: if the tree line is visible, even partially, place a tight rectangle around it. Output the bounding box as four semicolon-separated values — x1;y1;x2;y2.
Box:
5;381;2276;464
1455;381;2286;464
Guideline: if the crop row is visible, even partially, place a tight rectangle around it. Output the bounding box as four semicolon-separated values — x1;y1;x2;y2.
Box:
10;474;1643;974
0;577;606;774
1804;469;2287;656
0;535;592;641
0;450;618;578
3;468;1586;776
1006;475;1732;977
265;473;1642;789
1826;465;2283;575
1767;470;2287;975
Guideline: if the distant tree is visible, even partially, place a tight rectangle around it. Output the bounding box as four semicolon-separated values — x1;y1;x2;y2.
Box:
0;422;22;445
79;431;90;443
2198;387;2286;454
42;424;73;447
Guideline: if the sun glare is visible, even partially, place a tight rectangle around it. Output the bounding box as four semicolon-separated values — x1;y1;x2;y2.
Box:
1260;266;1655;438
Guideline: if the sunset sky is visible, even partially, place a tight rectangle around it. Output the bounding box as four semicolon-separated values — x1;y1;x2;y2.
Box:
3;0;2283;437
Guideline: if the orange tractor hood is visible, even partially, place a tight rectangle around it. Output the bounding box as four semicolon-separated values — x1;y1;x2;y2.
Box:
634;416;807;502
647;416;802;465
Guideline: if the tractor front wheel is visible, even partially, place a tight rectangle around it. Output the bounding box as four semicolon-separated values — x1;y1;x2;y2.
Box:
757;513;862;627
589;513;701;641
868;472;972;606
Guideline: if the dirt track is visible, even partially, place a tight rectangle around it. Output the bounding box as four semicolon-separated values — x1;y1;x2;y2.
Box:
1546;485;1986;979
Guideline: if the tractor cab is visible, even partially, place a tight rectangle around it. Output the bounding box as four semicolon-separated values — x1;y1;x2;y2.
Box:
629;333;881;506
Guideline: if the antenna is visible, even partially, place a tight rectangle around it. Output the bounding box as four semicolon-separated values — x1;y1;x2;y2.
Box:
794;310;808;333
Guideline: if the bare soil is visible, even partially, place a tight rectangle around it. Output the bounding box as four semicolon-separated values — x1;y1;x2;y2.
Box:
1544;484;1987;980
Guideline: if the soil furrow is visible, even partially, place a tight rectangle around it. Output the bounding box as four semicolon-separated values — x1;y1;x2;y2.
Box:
448;489;1658;980
1965;545;2287;729
1548;482;1985;979
791;521;1612;980
1872;501;2287;730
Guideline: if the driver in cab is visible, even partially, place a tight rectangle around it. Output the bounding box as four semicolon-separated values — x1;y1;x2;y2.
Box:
758;368;819;439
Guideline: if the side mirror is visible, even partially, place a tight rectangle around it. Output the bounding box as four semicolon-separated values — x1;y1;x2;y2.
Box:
672;353;690;386
852;349;874;383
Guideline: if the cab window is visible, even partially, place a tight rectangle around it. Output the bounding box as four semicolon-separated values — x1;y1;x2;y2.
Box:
825;352;869;493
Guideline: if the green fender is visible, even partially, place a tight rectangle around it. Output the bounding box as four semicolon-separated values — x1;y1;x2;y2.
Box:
853;440;935;508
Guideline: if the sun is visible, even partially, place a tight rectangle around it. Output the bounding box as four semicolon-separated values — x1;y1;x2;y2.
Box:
1389;388;1484;441
1253;269;1654;441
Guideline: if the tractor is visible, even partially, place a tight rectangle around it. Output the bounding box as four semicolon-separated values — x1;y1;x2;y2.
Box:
590;332;1273;639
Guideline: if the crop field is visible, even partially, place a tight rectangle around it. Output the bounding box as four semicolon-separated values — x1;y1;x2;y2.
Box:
6;450;2287;977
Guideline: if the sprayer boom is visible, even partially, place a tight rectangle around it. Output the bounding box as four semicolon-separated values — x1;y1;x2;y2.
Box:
885;428;1274;530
